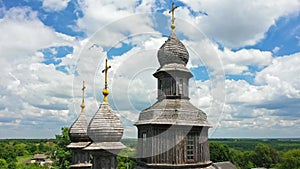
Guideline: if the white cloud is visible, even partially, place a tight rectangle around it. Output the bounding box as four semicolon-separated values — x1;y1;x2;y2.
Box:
42;0;71;11
272;46;280;53
183;38;273;76
255;52;300;90
76;0;161;48
209;53;300;137
180;0;300;48
0;7;78;138
221;48;273;74
77;0;142;35
1;1;300;139
0;7;56;60
70;34;164;128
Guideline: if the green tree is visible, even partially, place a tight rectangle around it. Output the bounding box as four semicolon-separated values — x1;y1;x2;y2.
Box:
17;163;47;169
52;127;71;169
15;143;28;156
0;158;8;169
27;144;38;154
117;148;137;169
8;161;17;169
229;149;255;169
252;143;279;168
2;143;17;164
44;141;56;154
38;143;45;153
210;142;230;162
0;142;17;169
277;149;300;169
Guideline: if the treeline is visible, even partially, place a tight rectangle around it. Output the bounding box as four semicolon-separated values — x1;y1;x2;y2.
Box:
1;129;299;169
210;142;300;169
210;138;300;151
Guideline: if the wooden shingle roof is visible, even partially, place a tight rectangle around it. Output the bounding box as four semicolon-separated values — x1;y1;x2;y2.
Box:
69;112;90;142
136;99;210;126
87;103;124;143
158;32;189;66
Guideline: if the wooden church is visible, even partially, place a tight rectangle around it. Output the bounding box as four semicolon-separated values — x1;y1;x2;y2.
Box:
67;2;237;169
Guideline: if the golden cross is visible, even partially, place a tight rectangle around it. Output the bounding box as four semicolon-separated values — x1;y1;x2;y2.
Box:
101;58;111;102
169;2;179;32
80;80;86;112
102;58;111;89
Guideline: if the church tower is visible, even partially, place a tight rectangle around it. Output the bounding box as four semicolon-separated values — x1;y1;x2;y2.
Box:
85;58;126;169
67;81;92;169
135;3;212;169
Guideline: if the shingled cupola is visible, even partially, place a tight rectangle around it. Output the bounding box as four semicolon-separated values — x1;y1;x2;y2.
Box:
67;81;92;169
84;58;126;169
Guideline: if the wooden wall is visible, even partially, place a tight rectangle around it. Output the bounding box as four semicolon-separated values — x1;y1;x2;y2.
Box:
137;125;210;166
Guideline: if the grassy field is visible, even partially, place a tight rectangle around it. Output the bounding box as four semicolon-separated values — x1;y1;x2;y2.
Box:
16;155;33;164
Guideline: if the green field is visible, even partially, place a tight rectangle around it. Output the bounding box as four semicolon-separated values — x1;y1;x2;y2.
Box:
16;155;32;164
1;137;299;169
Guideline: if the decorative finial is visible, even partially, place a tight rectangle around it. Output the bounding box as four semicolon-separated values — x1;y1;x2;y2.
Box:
101;58;111;102
169;2;179;32
80;81;86;112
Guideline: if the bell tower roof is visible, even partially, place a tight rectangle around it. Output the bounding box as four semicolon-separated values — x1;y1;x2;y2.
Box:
157;32;189;67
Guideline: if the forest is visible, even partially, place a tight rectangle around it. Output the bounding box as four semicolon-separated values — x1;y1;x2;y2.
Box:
0;127;299;169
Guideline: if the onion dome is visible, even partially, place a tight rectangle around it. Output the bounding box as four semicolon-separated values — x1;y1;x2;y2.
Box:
87;58;123;143
69;113;90;142
87;102;124;142
157;32;189;66
69;81;90;142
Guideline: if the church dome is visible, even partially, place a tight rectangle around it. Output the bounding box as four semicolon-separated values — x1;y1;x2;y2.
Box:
87;103;124;143
69;113;90;142
158;32;189;66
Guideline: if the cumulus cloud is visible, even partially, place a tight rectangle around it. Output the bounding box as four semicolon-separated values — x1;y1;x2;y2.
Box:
220;48;273;74
180;0;300;48
255;53;300;90
42;0;71;12
76;34;164;110
1;0;300;138
76;0;158;38
208;52;300;137
0;7;56;60
0;7;77;138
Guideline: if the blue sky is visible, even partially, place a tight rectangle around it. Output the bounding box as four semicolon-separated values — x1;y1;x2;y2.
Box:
0;0;299;138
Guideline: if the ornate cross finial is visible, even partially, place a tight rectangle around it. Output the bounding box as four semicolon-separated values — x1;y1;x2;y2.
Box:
101;58;111;102
169;2;179;32
80;80;86;112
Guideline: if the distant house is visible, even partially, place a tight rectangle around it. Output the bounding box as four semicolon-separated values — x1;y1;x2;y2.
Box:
213;162;238;169
29;154;53;166
32;154;46;162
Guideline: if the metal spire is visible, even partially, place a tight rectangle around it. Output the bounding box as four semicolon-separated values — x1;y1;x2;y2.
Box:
169;2;179;32
101;58;111;102
80;80;86;112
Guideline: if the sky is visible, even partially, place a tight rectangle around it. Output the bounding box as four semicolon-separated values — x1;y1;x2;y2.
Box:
0;0;299;139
